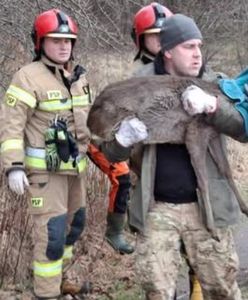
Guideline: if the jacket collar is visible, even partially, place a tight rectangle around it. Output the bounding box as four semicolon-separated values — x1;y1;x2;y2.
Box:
41;55;73;77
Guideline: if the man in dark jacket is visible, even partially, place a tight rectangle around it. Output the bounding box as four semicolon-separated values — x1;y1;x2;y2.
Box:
131;4;203;299
100;14;247;300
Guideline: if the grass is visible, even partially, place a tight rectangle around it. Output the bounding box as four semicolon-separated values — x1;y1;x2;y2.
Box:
96;281;144;300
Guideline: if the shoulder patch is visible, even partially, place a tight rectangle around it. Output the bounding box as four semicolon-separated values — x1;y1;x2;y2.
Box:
5;94;17;107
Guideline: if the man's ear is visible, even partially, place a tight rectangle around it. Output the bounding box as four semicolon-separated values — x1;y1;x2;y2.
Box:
164;50;172;59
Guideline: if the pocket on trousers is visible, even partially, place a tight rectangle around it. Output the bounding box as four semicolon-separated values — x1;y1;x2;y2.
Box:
212;229;233;254
27;173;50;214
197;229;232;259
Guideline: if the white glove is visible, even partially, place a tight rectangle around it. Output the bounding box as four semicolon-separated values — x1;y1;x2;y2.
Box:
8;170;29;195
181;85;217;116
115;117;148;147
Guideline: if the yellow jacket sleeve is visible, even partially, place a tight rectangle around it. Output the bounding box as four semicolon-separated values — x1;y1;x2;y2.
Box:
0;68;36;172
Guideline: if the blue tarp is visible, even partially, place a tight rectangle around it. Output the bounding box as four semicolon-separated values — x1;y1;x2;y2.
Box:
219;67;248;135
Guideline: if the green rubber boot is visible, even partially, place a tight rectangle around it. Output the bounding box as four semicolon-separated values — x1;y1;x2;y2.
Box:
105;212;134;254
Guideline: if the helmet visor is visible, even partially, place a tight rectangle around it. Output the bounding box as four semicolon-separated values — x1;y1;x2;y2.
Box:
45;33;77;39
143;28;161;34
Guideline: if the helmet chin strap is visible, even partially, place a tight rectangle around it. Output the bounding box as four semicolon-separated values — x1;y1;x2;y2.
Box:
133;48;156;64
140;50;156;64
136;35;156;63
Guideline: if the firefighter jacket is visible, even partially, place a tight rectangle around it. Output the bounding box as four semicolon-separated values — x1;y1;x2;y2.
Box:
0;56;91;175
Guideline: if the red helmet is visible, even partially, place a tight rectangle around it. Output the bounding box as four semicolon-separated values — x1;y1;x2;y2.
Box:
32;9;78;53
132;2;173;49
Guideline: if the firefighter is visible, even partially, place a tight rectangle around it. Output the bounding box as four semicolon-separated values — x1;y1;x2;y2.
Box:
88;2;171;258
86;3;172;257
131;2;173;67
0;9;91;299
131;4;203;300
87;3;171;257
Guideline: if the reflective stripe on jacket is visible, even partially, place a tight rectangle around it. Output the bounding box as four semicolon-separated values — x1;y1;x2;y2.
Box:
25;147;87;173
37;95;90;111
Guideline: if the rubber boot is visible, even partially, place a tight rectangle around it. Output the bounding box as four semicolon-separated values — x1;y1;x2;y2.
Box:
190;274;203;300
105;212;134;254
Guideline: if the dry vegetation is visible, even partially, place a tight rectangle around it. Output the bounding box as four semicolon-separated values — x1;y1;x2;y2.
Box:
1;0;248;299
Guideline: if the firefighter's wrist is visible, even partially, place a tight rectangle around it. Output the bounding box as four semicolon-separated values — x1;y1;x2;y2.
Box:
6;163;25;176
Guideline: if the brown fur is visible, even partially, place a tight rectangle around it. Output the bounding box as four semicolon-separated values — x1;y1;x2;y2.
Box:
87;76;248;230
87;75;223;143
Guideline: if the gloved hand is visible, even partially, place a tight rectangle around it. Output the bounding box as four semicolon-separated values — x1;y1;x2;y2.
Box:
115;117;148;147
181;85;217;116
45;127;61;171
8;170;29;195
